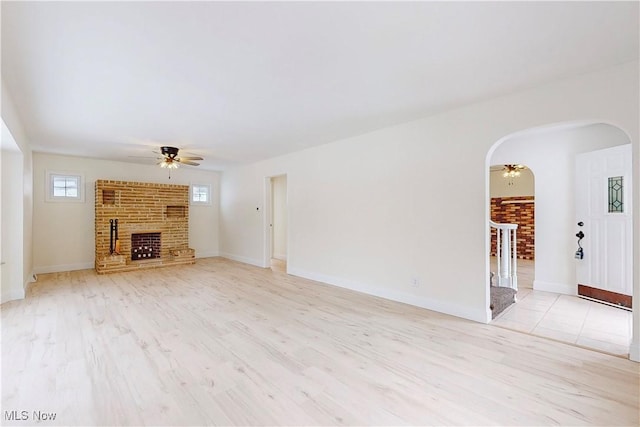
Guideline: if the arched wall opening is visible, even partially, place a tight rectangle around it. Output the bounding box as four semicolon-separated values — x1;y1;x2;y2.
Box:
486;120;634;355
489;164;535;287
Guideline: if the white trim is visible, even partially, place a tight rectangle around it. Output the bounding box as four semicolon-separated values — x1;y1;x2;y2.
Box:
190;183;212;206
33;262;94;274
263;177;273;268
263;173;289;269
45;170;85;203
629;340;640;363
288;267;489;323
219;252;264;268
195;250;220;259
533;280;577;295
1;288;25;304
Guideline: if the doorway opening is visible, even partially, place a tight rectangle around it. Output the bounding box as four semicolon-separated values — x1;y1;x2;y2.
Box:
488;163;535;318
263;174;288;273
486;122;634;358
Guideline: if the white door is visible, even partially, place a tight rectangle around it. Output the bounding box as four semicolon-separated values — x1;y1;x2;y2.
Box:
575;144;632;297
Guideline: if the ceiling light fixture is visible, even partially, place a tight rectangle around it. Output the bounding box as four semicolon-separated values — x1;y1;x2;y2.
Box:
502;164;525;186
503;165;521;178
160;159;179;169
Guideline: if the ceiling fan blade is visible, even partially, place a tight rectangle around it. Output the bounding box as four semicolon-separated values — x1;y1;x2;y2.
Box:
177;160;200;166
156;160;165;165
178;156;204;161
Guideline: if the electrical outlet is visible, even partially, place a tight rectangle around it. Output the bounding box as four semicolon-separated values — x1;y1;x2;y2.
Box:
411;277;421;287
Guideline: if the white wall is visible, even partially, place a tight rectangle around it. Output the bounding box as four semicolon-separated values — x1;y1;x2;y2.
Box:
490;167;534;198
1;148;24;303
32;153;221;273
1;81;34;303
220;61;639;328
492;124;630;294
272;175;287;260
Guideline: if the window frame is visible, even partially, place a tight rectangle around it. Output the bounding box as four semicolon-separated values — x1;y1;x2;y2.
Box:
46;170;85;203
190;183;212;206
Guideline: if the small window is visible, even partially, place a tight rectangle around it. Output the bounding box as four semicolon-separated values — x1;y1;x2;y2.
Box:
46;171;84;202
191;184;211;205
608;176;623;213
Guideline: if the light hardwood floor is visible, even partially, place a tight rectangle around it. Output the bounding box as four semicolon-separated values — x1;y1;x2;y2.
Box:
2;258;638;426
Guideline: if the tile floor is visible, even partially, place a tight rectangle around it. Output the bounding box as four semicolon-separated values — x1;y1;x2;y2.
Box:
491;258;633;357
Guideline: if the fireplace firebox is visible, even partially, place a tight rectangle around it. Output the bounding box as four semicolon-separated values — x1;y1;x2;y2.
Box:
131;233;161;261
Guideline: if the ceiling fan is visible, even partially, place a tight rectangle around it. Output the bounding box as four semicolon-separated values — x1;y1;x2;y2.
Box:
157;146;203;169
490;164;527;177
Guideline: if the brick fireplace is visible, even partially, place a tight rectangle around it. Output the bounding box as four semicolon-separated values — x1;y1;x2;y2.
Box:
95;180;195;273
491;196;535;260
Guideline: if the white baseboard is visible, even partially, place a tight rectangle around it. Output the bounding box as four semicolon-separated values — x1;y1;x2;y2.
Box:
288;267;488;323
195;250;220;259
273;253;287;261
33;262;94;275
219;252;264;268
533;280;576;295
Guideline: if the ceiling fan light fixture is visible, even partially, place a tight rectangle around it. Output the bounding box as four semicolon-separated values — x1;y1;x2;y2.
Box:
160;160;178;169
503;164;523;178
161;146;180;159
151;146;203;177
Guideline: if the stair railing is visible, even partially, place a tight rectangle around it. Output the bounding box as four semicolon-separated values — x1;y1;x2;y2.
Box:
490;221;518;291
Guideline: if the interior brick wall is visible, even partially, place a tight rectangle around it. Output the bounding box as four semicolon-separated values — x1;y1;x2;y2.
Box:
491;196;535;260
95;180;190;268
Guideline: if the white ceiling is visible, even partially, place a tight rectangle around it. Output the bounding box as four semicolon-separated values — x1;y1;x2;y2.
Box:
2;1;638;170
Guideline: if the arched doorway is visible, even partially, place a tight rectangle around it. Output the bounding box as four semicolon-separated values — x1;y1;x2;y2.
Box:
486;122;634;358
488;163;535;318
